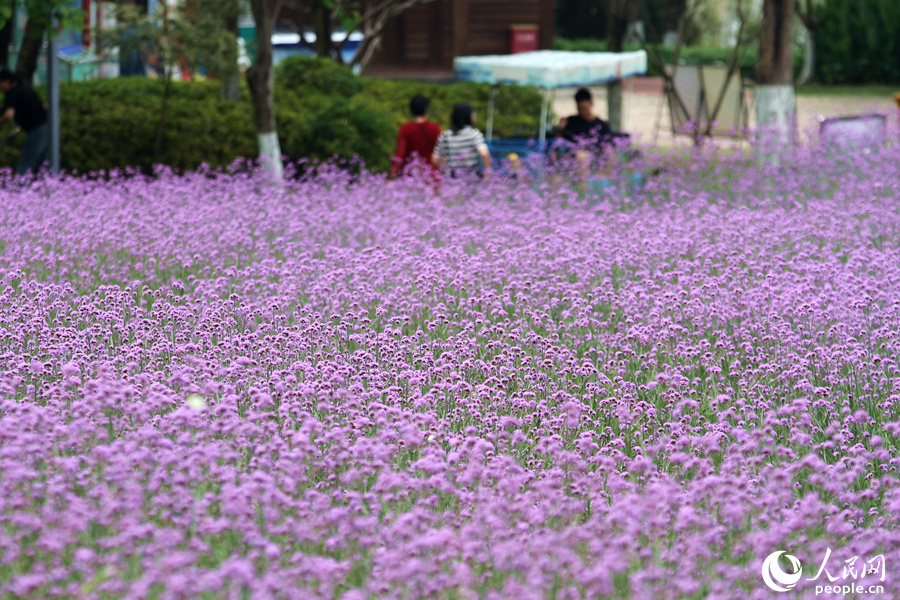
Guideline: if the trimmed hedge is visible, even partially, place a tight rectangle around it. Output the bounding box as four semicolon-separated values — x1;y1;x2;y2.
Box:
555;37;806;81
0;57;545;174
275;91;397;173
0;78;257;174
277;55;364;97
63;78;257;173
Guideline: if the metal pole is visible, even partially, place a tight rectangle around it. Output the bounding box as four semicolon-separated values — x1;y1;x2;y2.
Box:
538;90;548;142
550;87;556;140
486;85;498;142
48;16;60;175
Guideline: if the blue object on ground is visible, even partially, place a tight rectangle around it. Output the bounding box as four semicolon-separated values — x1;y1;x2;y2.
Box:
589;171;645;197
589;178;614;194
487;138;549;178
487;137;547;159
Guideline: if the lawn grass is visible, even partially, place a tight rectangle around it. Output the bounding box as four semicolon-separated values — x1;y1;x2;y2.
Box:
796;83;900;98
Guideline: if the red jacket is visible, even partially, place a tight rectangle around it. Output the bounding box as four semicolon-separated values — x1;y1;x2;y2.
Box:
391;120;441;178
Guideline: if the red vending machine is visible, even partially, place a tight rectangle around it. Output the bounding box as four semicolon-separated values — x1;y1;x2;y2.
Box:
509;24;539;54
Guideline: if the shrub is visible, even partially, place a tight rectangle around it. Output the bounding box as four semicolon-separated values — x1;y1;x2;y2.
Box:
276;55;364;97
0;58;546;175
276;91;396;172
0;77;392;174
0;78;258;174
62;78;257;173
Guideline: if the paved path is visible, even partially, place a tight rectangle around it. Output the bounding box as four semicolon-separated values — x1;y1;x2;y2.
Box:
549;78;899;147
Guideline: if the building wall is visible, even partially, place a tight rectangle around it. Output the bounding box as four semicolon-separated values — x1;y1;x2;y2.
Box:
369;0;555;72
373;1;454;69
463;0;552;55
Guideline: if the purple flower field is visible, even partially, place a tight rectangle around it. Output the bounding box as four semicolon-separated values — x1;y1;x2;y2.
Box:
1;143;899;600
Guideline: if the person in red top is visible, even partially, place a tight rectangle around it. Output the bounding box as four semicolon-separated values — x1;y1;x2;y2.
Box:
390;95;441;182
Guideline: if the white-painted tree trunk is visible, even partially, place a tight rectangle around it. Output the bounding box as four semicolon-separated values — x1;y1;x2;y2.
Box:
258;132;283;180
755;84;796;157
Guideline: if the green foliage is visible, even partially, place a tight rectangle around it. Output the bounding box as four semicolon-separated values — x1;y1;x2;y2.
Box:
277;56;545;168
681;0;725;47
554;37;610;53
816;0;900;84
0;0;83;35
0;57;545;174
274;56;411;172
277;55;364;97
100;2;171;69
276;88;395;172
554;0;688;45
171;0;241;82
555;37;806;81
321;0;362;35
0;78;253;173
1;78;257;173
102;0;240;81
555;0;607;41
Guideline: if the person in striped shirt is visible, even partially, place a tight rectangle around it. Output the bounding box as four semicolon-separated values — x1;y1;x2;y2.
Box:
432;103;491;179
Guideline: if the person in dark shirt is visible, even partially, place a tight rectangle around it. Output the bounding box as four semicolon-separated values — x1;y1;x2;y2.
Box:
391;95;441;183
0;70;48;176
558;87;629;152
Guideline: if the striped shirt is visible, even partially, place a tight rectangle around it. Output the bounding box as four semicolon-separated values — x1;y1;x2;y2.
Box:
434;126;487;174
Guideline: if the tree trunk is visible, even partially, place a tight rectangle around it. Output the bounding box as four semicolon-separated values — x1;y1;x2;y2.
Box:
607;10;627;52
222;12;241;102
757;0;794;85
755;84;795;142
0;7;15;69
354;33;381;72
311;0;333;60
153;69;173;165
247;0;283;179
605;0;629;133
635;0;697;141
353;12;389;72
15;19;45;85
756;0;795;149
797;29;815;85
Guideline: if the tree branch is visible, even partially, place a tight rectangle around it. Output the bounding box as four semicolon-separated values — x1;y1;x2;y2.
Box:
703;0;750;137
636;0;698;129
356;0;434;30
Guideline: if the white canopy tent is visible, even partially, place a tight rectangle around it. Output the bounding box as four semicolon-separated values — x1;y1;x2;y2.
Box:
453;50;648;142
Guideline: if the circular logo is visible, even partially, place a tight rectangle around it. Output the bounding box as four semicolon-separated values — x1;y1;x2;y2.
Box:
761;551;803;592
